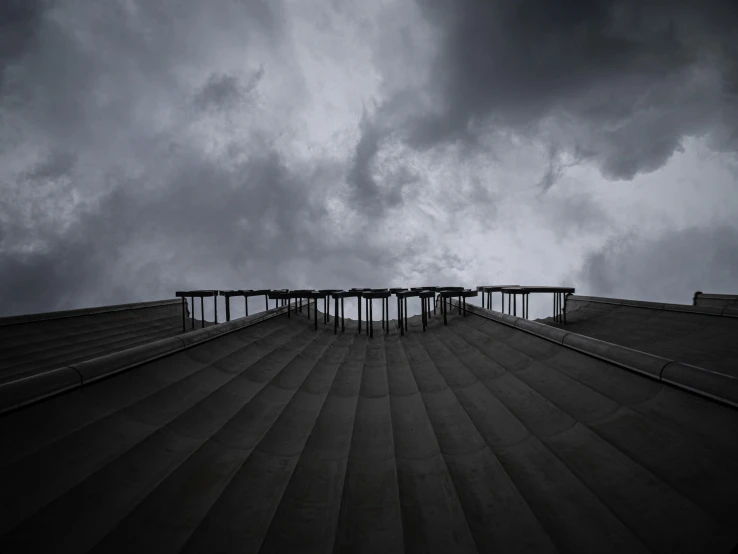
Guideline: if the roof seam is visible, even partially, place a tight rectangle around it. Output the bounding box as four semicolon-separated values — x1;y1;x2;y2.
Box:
400;326;555;551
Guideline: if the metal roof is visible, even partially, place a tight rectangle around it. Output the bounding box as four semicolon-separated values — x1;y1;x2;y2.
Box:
0;299;737;552
0;299;188;386
693;291;738;309
540;294;738;379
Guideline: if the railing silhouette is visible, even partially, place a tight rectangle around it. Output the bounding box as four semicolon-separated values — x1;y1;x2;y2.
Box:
175;290;217;330
478;286;575;322
175;285;575;335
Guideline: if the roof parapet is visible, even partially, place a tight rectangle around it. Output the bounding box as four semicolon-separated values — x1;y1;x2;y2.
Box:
567;294;738;318
693;291;738;309
0;298;182;327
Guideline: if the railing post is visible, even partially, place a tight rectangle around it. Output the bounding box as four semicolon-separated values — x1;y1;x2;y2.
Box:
369;300;373;338
181;297;186;332
563;293;567;324
214;294;218;324
400;297;404;336
191;296;195;329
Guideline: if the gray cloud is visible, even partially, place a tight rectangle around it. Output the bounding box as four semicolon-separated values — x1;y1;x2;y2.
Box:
361;0;738;182
0;140;414;315
536;146;583;192
24;150;77;181
346;108;421;218
193;67;265;112
0;0;415;316
536;192;611;241
0;0;48;89
2;0;737;320
574;225;738;302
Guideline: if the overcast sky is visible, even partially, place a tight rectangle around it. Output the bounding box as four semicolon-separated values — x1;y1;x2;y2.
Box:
1;0;737;320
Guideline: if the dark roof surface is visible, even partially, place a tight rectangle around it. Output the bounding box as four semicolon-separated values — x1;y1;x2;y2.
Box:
540;295;738;378
0;299;192;385
694;292;738;309
1;304;737;553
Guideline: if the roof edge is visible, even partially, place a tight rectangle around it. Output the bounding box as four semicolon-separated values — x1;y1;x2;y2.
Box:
457;300;738;409
0;301;304;415
566;294;737;318
0;298;183;327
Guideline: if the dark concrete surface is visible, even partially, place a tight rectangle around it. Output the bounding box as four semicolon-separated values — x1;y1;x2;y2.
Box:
540;295;738;379
0;307;736;553
0;299;195;385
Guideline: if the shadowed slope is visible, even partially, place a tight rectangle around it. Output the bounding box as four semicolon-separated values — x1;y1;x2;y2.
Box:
0;309;736;553
539;296;738;378
0;300;191;385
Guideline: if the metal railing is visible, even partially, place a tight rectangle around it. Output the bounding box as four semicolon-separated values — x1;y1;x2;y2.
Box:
477;286;575;322
175;290;217;331
176;284;574;336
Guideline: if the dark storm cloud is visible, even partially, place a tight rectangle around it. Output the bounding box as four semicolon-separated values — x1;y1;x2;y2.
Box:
537;192;611;241
347;114;386;216
193;68;265;112
0;0;417;316
0;0;48;88
2;0;736;319
574;225;738;302
346;109;419;217
24;150;77;181
359;0;738;185
0;140;414;316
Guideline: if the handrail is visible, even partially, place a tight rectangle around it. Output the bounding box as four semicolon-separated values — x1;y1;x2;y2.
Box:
476;285;576;323
180;286;496;336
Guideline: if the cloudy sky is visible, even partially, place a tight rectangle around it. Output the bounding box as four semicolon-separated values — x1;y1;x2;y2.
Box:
1;0;737;320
